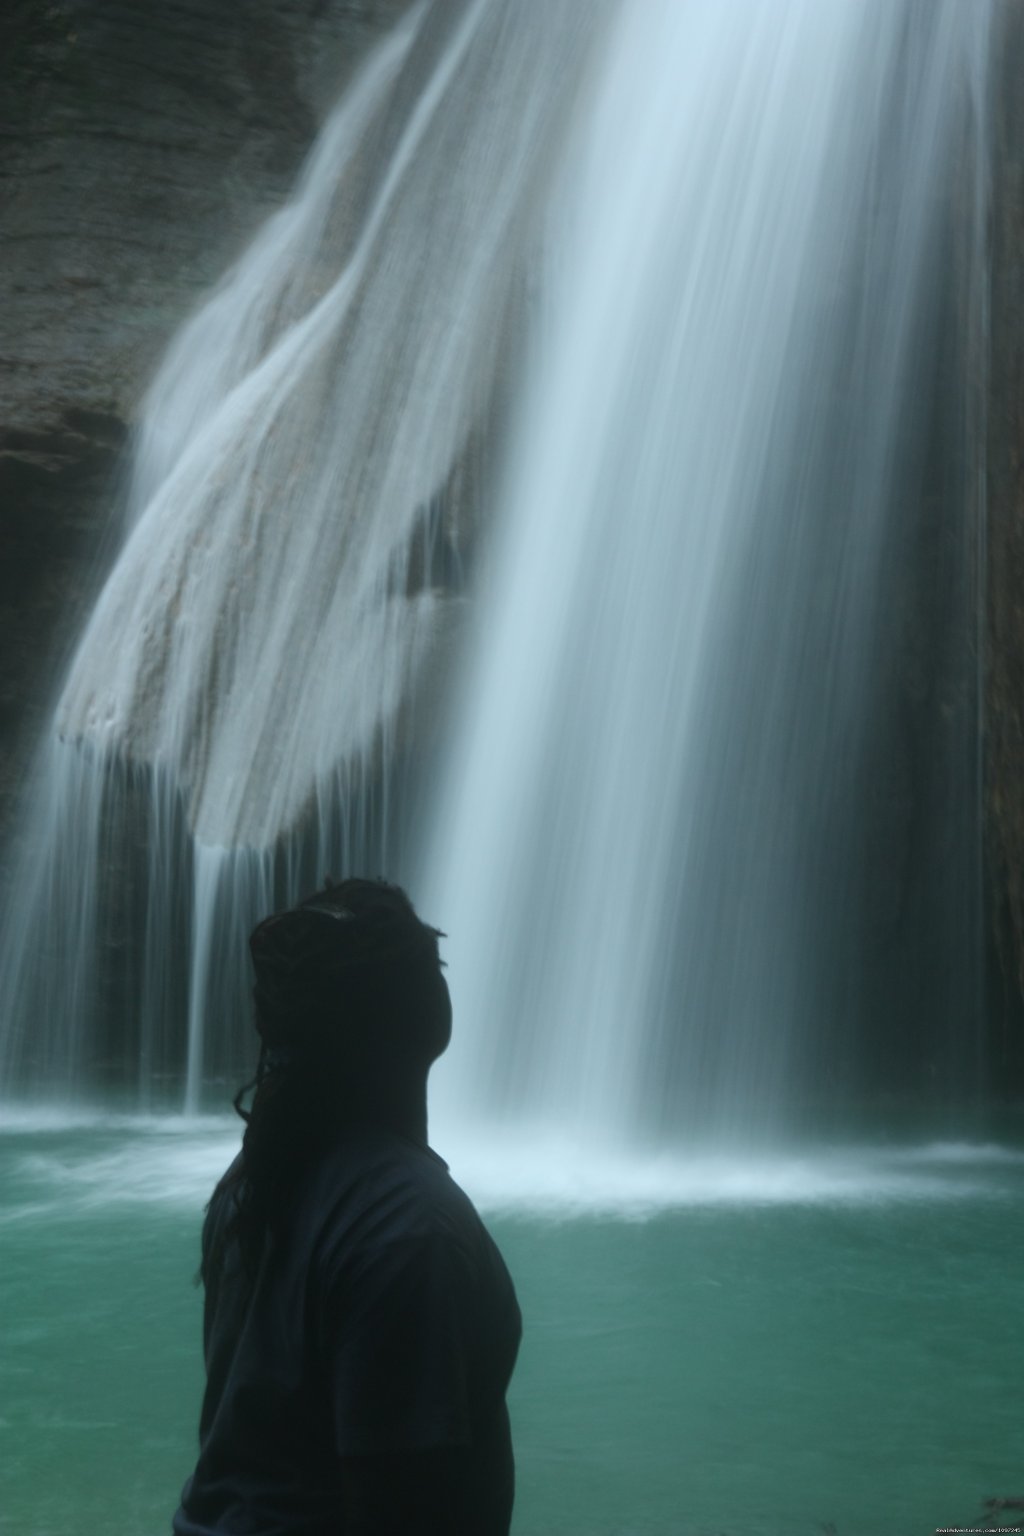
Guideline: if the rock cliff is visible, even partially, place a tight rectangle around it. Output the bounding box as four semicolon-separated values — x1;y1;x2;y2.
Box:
985;0;1024;1087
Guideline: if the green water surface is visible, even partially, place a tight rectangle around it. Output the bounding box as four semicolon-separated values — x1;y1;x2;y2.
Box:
1;1124;1020;1536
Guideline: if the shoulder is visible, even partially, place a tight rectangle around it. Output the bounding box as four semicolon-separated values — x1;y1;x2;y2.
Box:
310;1132;485;1267
305;1134;512;1348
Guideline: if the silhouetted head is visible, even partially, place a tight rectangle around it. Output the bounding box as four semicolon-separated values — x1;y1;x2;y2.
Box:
209;880;450;1286
248;877;451;1093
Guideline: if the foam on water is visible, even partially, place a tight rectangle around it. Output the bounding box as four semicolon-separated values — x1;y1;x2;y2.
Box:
2;1112;1019;1222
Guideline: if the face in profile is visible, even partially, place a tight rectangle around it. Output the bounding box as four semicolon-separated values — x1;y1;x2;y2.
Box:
425;964;453;1066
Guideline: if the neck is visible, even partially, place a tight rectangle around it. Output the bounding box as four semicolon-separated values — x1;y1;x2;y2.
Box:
338;1073;429;1146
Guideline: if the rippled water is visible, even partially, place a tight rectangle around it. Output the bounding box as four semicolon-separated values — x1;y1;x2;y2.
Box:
1;1121;1021;1535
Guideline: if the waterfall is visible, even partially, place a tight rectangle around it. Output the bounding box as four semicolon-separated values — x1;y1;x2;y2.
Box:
0;0;603;1104
0;0;991;1143
426;0;992;1148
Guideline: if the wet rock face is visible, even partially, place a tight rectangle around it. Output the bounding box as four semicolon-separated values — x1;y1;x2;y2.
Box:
0;0;410;832
985;1;1024;1082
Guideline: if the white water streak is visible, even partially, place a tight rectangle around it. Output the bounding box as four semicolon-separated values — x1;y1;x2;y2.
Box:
426;0;990;1146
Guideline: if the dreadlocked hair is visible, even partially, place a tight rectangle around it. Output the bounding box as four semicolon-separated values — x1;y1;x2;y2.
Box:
202;877;447;1289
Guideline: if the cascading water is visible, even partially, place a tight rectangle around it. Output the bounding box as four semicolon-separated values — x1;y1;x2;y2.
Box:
426;0;993;1152
0;0;991;1155
0;0;603;1104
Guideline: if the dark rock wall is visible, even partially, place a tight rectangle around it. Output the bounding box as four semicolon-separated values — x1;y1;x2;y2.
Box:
0;0;409;841
985;1;1024;1089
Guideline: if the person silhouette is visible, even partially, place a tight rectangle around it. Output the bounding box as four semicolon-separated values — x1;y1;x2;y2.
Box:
173;878;521;1535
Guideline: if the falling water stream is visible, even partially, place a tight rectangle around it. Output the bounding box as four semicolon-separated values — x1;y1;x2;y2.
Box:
425;0;992;1152
0;0;603;1103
